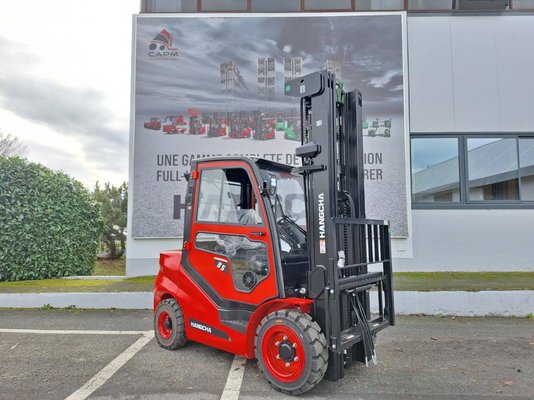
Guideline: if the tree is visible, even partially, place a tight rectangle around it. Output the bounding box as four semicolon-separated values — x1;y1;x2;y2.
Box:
0;157;103;281
0;129;27;157
93;182;128;259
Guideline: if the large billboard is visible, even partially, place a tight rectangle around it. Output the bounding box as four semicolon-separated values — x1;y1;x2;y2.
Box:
131;13;408;238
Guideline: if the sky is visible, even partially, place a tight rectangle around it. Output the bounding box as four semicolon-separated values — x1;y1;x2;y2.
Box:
0;0;139;188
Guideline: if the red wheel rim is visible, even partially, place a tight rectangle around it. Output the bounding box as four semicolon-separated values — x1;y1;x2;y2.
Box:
158;311;172;340
261;325;306;383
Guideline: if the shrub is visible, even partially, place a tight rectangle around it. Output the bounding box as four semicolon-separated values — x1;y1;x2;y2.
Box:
0;157;104;281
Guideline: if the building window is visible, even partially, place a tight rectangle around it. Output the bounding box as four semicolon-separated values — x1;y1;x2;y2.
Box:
252;0;301;12
458;0;509;10
519;138;534;200
513;0;534;9
411;137;460;203
408;0;455;10
201;0;247;11
305;0;352;10
356;0;404;10
411;135;534;208
467;138;519;201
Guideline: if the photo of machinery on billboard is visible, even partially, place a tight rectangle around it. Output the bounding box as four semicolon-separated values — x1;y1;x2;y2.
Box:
132;13;408;238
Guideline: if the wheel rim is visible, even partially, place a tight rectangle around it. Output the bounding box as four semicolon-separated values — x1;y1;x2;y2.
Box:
158;311;173;340
261;325;306;383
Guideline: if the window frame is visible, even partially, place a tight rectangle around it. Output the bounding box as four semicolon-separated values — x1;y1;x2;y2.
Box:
141;0;534;13
411;132;534;209
194;166;266;226
193;231;270;293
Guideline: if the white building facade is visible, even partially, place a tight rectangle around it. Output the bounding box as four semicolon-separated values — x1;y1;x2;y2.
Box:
127;1;534;275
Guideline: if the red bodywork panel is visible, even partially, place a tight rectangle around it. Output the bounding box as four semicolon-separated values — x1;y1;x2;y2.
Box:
155;250;312;358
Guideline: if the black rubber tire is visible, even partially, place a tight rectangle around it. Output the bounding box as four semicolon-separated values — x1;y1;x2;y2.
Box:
254;309;328;395
154;298;187;350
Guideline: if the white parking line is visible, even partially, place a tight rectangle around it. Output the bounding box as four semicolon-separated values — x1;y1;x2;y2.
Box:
0;328;150;335
220;355;247;400
64;330;154;400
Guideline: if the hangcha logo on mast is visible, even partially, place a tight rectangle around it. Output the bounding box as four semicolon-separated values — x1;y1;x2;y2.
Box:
148;29;179;59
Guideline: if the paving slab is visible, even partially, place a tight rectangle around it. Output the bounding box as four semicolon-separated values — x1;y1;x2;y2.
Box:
0;309;153;331
91;340;233;399
240;316;533;399
0;332;138;400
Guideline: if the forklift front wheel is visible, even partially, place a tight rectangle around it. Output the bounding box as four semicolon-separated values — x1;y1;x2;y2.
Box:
154;298;187;350
255;310;328;395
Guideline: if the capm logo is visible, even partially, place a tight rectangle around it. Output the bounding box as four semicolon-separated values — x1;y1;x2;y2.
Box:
148;29;179;59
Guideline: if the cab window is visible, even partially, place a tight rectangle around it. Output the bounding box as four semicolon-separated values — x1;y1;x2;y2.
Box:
196;168;263;225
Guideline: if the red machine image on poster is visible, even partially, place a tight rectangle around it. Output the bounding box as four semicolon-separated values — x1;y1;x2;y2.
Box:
187;108;206;135
144;117;161;130
162;115;187;134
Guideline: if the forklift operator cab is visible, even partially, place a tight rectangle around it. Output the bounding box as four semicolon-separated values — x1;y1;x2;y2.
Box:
188;158;308;303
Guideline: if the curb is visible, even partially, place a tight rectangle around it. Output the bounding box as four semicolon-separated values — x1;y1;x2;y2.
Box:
377;291;534;317
0;291;532;316
0;292;152;309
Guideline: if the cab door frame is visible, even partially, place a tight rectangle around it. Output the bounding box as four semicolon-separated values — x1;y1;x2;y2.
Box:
183;158;284;310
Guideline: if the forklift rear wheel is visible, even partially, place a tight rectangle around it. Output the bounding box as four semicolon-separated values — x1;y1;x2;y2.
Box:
255;310;328;395
154;298;187;350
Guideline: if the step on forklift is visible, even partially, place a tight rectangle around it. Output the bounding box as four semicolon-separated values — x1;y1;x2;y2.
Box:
154;71;395;395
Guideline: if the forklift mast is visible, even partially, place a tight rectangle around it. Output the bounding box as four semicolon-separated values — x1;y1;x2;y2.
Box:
285;71;395;380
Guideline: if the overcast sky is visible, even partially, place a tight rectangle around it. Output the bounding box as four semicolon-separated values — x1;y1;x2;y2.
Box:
0;0;139;188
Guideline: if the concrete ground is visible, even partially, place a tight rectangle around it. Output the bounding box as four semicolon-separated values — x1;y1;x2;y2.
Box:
0;310;532;399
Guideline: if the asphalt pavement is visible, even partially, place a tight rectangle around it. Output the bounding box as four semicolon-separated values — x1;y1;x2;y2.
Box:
0;309;532;399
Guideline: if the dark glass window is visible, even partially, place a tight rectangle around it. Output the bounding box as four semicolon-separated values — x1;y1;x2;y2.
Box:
252;0;301;12
458;0;509;10
201;0;247;11
411;138;460;203
195;232;269;292
519;138;534;201
467;138;519;201
513;0;534;8
408;0;454;9
196;168;263;224
143;0;196;12
412;135;534;207
356;0;404;10
305;0;352;10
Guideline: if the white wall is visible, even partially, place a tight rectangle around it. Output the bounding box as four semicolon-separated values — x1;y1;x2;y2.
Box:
405;14;534;271
127;14;534;276
396;209;534;271
408;15;534;133
126;237;180;276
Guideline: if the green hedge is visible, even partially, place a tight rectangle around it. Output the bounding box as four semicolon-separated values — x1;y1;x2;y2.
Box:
0;157;104;281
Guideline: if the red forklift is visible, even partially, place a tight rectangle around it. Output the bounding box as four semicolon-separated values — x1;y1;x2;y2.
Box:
162;115;187;134
229;111;253;139
144;117;161;130
253;111;276;140
188;108;206;135
154;71;394;395
207;113;228;137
